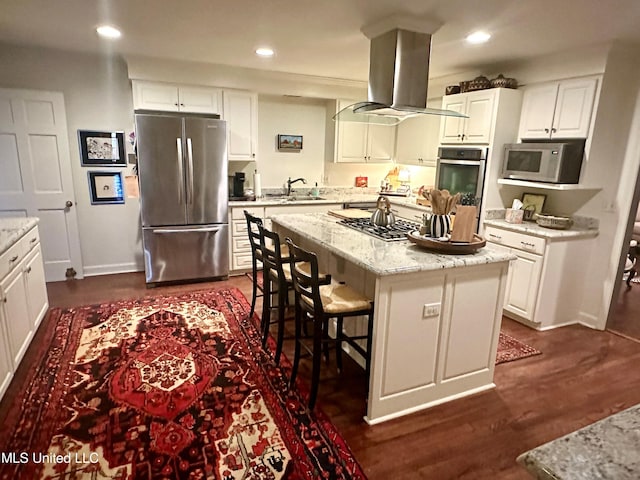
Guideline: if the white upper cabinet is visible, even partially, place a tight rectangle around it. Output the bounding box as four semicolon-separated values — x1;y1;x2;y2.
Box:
395;113;440;166
132;81;222;114
223;90;258;161
518;78;597;139
335;100;396;163
439;89;497;144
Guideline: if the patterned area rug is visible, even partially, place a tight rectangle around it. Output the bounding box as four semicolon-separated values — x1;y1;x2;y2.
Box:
496;332;541;365
0;288;366;480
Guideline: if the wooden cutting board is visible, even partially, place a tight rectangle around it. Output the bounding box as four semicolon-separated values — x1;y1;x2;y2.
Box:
328;209;372;220
450;206;477;242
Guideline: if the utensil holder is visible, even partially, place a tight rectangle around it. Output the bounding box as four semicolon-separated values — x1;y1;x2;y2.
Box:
430;214;452;238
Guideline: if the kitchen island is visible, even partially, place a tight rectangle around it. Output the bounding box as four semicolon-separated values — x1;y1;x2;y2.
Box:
271;213;514;424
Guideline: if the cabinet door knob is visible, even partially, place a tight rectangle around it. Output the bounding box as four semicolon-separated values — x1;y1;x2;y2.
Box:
551;127;557;133
26;266;32;274
180;103;185;107
544;128;550;133
174;103;179;106
9;255;18;263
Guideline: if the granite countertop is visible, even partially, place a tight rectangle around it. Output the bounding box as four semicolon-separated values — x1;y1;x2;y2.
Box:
270;213;513;277
0;217;39;255
483;219;599;240
229;193;432;210
517;403;640;479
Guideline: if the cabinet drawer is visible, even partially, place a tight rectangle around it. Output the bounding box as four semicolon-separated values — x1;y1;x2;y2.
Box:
232;253;253;270
232;219;249;237
484;226;545;255
22;227;40;254
231;207;264;220
233;237;251;252
0;241;23;280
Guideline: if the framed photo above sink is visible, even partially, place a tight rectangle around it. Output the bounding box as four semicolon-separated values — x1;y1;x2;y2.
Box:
277;134;303;150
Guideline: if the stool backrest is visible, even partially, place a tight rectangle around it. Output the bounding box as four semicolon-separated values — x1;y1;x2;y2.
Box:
285;238;324;316
244;210;263;260
258;225;287;282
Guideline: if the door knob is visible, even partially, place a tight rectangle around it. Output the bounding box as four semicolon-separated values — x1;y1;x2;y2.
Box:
66;200;73;208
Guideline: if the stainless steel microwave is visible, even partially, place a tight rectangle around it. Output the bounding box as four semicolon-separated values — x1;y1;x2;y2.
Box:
502;139;585;183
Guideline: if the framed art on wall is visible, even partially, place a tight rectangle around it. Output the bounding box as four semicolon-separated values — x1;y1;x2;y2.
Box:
88;171;125;205
78;130;126;166
277;134;303;150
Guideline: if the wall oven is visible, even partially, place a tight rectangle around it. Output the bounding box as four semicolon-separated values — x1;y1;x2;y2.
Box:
435;147;487;210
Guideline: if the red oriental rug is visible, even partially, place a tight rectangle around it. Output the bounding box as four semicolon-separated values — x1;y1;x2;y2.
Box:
0;288;366;480
495;332;541;365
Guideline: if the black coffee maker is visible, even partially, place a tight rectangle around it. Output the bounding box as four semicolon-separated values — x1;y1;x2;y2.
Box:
231;172;245;199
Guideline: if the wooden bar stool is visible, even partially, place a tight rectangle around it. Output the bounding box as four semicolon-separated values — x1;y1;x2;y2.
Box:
285;237;374;410
244;210;264;318
258;225;293;364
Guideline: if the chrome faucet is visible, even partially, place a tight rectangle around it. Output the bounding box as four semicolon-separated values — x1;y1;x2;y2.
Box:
286;177;307;195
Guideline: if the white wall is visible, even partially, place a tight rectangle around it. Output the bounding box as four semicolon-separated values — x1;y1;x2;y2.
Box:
254;95;327;188
0;42;142;276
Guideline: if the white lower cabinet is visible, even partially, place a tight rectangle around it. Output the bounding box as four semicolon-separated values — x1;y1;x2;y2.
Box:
0;226;49;401
387;202;430;224
485;224;594;330
1;263;32;368
229;203;343;274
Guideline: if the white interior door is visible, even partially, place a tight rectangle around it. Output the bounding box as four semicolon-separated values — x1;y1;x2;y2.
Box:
0;88;83;281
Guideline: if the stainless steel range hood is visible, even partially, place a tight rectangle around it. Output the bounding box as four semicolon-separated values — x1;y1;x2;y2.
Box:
335;19;467;125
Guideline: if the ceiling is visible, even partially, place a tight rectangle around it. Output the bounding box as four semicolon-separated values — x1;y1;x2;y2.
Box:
2;0;640;81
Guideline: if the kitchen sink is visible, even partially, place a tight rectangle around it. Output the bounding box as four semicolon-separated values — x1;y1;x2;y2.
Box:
286;196;326;201
264;194;326;201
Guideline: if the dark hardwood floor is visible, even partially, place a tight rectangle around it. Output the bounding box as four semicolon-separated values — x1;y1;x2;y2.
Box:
6;272;640;479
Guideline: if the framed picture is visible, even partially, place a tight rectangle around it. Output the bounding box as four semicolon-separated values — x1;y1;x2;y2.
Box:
521;192;547;216
88;171;125;205
78;130;126;166
277;134;303;150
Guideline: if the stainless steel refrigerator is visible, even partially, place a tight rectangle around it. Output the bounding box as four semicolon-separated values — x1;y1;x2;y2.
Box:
135;111;229;284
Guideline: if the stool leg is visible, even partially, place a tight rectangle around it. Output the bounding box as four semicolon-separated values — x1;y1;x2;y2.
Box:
249;261;258;317
274;284;286;364
628;268;636;287
322;318;331;364
336;317;344;373
309;318;323;410
290;299;302;389
261;270;271;348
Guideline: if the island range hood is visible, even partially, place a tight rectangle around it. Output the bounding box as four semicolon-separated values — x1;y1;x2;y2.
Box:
335;18;467;125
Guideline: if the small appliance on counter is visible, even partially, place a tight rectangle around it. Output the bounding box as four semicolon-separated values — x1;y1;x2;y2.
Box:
229;172;247;200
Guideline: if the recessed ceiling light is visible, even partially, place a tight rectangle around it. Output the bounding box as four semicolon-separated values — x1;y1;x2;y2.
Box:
96;25;122;39
255;47;274;57
466;31;491;44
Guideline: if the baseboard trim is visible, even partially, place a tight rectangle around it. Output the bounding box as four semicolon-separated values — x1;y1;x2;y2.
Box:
83;263;142;277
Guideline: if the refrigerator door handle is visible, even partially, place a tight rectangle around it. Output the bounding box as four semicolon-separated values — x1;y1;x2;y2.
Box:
186;137;194;205
152;226;223;234
176;138;184;204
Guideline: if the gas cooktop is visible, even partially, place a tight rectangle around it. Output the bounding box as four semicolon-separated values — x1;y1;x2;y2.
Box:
339;218;420;241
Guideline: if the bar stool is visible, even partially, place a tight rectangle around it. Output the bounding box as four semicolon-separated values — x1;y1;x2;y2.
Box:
244;211;264;318
258;225;293;364
285;237;374;410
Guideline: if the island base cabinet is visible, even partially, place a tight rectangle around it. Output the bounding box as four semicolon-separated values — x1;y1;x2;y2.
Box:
366;263;508;424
